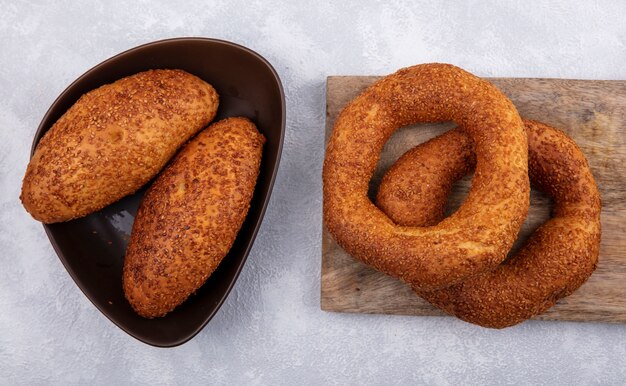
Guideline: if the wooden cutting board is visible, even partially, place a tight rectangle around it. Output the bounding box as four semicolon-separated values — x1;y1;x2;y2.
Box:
321;75;626;324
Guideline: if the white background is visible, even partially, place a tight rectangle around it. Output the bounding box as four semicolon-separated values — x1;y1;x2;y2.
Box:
1;1;625;384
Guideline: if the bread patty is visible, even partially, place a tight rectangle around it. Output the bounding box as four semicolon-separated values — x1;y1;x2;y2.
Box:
21;69;219;223
123;117;265;318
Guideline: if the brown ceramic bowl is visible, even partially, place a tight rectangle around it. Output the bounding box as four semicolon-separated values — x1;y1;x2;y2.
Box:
30;38;285;347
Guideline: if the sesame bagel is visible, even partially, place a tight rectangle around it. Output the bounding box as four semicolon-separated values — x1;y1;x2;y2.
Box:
123;117;264;318
21;69;219;223
323;63;530;291
378;120;601;328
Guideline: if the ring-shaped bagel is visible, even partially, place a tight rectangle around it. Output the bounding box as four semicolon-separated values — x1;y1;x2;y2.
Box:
323;64;530;291
377;120;601;328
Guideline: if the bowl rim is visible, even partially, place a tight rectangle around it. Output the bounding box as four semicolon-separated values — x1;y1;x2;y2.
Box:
31;37;286;347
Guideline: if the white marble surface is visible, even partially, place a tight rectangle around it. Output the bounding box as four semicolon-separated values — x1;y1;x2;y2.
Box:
2;1;625;384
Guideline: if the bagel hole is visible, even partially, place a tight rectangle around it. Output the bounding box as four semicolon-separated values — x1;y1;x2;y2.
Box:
444;173;473;218
369;122;455;201
508;187;553;258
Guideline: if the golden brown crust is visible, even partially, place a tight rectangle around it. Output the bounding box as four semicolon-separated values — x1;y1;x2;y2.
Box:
21;69;219;223
323;63;530;291
378;120;602;328
123;117;265;318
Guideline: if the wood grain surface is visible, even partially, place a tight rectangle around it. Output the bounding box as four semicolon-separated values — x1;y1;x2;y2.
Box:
322;75;626;324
